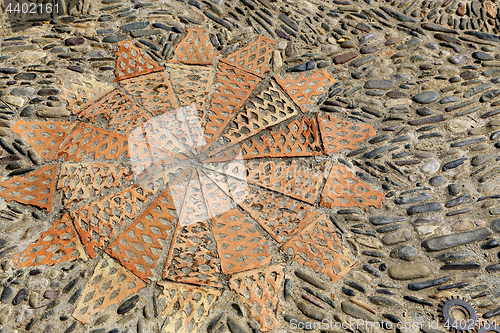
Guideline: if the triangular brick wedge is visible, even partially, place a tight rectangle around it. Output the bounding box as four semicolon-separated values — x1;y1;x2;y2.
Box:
321;164;385;209
106;189;177;283
229;264;285;332
0;164;58;212
168;27;218;65
114;40;164;81
157;281;221;333
281;213;358;283
13;213;88;267
220;36;275;78
73;254;146;324
199;169;273;274
11;120;76;161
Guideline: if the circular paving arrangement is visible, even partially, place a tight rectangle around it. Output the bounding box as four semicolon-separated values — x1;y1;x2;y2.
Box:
3;0;500;332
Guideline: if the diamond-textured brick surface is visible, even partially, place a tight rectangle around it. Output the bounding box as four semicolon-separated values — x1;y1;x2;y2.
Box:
224;160;330;205
120;71;179;116
114;40;164;81
59;70;113;114
55;122;162;163
168;27;218;65
106;190;177;282
275;70;335;111
321;164;385;208
78;89;151;135
200;169;273;274
281;213;358;283
317;114;376;153
203;62;261;150
229;264;285;332
73;254;146;324
168;64;214;121
0;164;58;212
13;213;87;267
220;36;275;78
57;163;133;207
206;169;319;243
12;120;76;160
206;116;322;162
71;185;156;258
157;281;221;333
218;79;298;148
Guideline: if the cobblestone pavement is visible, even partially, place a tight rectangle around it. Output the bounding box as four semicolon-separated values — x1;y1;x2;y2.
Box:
2;0;500;332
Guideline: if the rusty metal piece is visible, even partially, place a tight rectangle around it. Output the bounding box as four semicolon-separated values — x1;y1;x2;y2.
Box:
11;120;76;161
203;62;261;151
168;64;214;126
55;122;167;163
59;70;113;114
0;164;58;212
13;213;87;267
317;114;376;154
275;70;335;111
119;71;179;116
205;116;322;162
220;36;275;78
70;184;157;258
168;28;219;65
216;78;298;150
199;169;273;274
229;264;285;332
163;170;221;287
114;40;164;81
205;168;320;243
78;89;151;135
321;164;385;209
73;254;146;324
57;163;133;207
281;213;358;283
106;189;177;282
157;280;221;333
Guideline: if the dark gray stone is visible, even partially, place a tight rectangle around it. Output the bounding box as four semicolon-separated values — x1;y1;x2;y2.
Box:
422;228;492;251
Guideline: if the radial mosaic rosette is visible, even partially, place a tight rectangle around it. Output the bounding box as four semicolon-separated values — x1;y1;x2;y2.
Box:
4;28;385;331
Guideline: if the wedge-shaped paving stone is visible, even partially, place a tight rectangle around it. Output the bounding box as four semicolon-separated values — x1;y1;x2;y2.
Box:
321;164;385;208
317;114;376;153
13;213;87;267
73;254;146;324
71;184;156;258
153;106;199;154
0;164;58;212
222;160;330;205
164;170;221;287
203;62;261;151
157;281;221;333
12;120;76;160
168;28;218;65
114;40;164;81
55;122;166;163
229;264;285;332
205;116;322;162
78;89;151;135
120;71;179;116
281;214;358;283
275;70;335;111
205;169;320;243
168;64;214;124
220;36;275;78
106;190;177;282
199;169;273;274
57;163;133;207
59;70;113;114
216;79;298;149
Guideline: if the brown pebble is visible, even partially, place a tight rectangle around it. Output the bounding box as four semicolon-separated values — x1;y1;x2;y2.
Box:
334;51;358;64
44;290;61;299
340;40;356;48
385;37;401;46
456;2;466;16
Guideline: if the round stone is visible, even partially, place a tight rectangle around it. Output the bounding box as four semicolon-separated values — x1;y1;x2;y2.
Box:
412;91;439;104
429;175;445;186
421;160;440;174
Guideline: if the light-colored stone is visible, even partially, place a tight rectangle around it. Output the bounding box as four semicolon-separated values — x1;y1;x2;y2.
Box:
388;263;431;280
421;160;440;174
273;50;283;71
3;96;24;107
447;118;474;133
355;234;384;248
